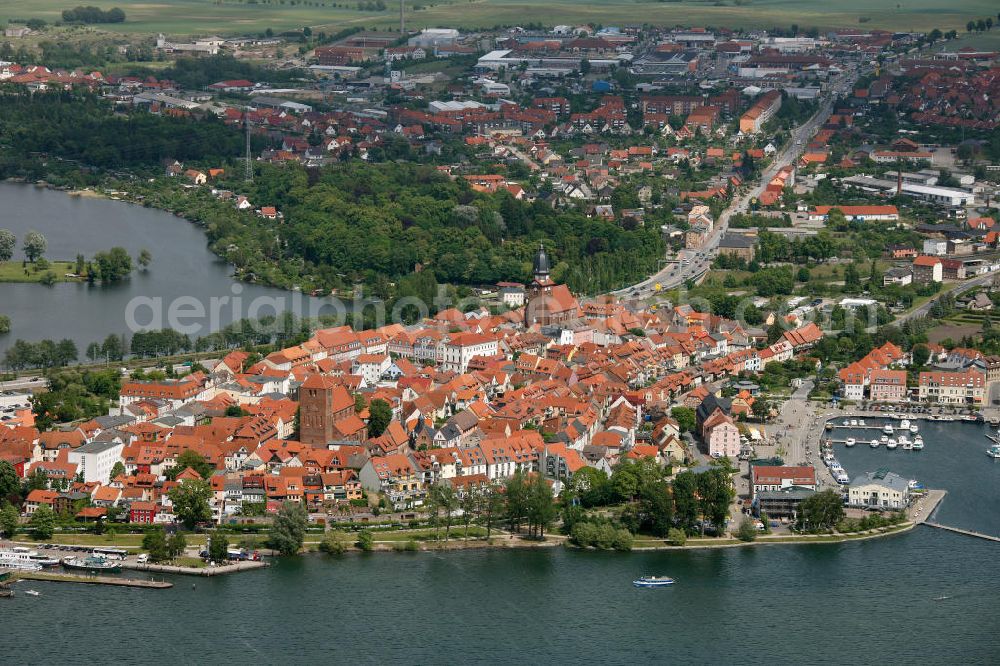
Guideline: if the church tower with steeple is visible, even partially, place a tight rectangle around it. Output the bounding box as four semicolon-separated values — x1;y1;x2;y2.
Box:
526;243;578;326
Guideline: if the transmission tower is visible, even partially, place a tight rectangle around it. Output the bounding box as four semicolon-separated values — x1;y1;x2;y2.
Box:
400;0;405;34
244;112;253;183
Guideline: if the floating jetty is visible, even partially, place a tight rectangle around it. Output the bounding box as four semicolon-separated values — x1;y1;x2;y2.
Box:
923;522;1000;543
18;571;172;588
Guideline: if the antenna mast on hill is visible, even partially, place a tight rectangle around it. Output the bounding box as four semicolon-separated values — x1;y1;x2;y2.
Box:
244;111;253;183
400;0;405;34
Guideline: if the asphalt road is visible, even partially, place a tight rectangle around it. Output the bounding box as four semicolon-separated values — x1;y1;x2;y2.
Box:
613;66;862;300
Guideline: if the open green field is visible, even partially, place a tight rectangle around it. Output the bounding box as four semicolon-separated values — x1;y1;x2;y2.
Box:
1;0;997;37
0;260;77;283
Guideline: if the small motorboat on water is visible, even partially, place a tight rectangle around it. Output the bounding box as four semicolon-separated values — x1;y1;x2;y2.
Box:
633;576;675;588
23;590;40;597
835;471;850;484
883;423;894;434
987;445;1000;459
850;419;858;427
913;435;924;450
902;439;913;451
880;435;889;444
909;423;919;434
842;419;850;426
858;419;866;427
845;438;856;448
900;419;910;431
870;439;880;448
825;422;833;431
898;435;910;447
886;438;898;450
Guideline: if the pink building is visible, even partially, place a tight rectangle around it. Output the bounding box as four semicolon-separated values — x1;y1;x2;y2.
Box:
868;369;907;403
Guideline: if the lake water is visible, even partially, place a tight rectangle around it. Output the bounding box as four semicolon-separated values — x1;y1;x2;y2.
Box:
0;182;334;355
4;419;1000;664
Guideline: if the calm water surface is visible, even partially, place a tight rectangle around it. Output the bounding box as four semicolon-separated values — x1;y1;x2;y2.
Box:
0;182;330;354
4;419;1000;664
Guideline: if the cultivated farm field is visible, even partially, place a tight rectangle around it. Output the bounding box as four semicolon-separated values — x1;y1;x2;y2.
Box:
1;0;997;37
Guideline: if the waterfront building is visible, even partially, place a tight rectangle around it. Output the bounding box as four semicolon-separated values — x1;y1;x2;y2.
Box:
848;469;910;509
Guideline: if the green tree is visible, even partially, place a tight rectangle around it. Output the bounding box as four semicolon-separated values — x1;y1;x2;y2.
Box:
356;529;374;552
269;501;308;555
0;315;9;335
319;530;352;554
429;483;458;541
167;532;187;559
526;472;556;539
696;468;734;534
142;527;169;562
672;470;699;530
504;472;530;533
0;229;14;262
167;478;213;529
667;527;687;546
23;231;46;263
0;459;19;503
0;503;19;537
208;532;229;562
109;461;125;483
798;489;845;531
367;398;392;438
911;343;930;367
138;248;152;270
736;516;758;542
167;450;214;480
28;504;56;539
670;406;696;433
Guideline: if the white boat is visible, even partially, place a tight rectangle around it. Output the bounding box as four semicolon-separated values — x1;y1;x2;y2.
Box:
835;471;850;484
633;576;675;588
870;439;880;448
900;419;910;431
23;590;40;597
0;548;44;572
850;419;858;427
858;419;866;426
845;438;856;447
883;423;894;434
880;435;889;443
909;423;919;434
902;439;913;451
913;435;924;450
886;438;898;450
897;435;910;447
987;445;1000;459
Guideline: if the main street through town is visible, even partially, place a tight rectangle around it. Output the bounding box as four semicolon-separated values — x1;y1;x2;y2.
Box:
613;65;863;299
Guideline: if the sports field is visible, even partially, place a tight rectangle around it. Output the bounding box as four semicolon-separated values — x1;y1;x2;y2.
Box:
1;0;997;37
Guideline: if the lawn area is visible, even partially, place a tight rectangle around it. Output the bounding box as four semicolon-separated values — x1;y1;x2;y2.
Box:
1;0;995;36
19;532;209;548
0;260;78;284
369;526;489;541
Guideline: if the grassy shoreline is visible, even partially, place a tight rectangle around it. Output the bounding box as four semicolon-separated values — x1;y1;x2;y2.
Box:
0;260;80;284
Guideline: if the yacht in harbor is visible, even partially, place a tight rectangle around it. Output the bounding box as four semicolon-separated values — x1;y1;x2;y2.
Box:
913;435;924;450
987;444;1000;459
0;548;44;572
870;439;880;448
909;422;919;434
850;419;858;427
898;435;910;448
882;423;894;435
845;438;856;448
886;438;898;450
900;419;910;431
858;419;866;427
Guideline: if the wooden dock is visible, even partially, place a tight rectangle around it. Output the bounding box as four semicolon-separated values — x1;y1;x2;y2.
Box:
19;571;173;588
923;522;1000;543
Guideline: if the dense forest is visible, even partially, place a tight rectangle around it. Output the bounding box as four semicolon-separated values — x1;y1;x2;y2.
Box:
0;92;662;296
0;92;248;170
